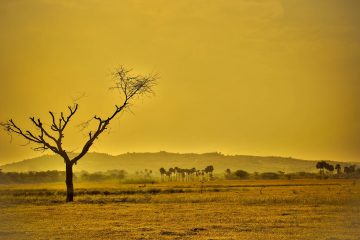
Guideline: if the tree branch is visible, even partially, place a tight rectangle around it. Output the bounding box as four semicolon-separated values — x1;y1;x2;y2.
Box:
1;104;80;160
1;67;157;167
71;67;157;165
1;119;59;154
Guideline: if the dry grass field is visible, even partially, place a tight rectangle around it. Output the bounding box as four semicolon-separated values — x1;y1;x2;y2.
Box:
0;179;359;240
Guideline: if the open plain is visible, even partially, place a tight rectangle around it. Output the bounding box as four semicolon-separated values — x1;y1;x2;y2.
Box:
0;179;359;240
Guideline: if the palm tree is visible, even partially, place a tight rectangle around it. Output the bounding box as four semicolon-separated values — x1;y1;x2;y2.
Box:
335;164;341;175
165;170;171;181
196;170;201;181
168;167;175;181
190;168;196;181
159;167;166;182
200;170;205;181
179;169;185;181
205;165;214;180
174;167;180;181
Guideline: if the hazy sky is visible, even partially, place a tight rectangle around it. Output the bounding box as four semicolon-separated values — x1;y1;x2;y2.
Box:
0;0;359;164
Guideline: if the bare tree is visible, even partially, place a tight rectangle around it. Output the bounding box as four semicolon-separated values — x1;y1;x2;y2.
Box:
1;67;157;202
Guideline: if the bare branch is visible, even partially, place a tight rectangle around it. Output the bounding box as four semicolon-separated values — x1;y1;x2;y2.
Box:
49;111;58;131
61;104;78;131
1;119;59;154
1;67;157;168
29;117;58;144
1;120;42;144
0;105;79;158
71;67;157;165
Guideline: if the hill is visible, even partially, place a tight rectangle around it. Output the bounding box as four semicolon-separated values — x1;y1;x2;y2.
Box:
0;152;347;174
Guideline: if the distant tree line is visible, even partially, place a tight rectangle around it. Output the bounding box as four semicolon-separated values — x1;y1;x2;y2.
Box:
77;170;126;182
224;169;297;180
0;170;66;184
135;169;153;179
316;161;359;178
224;162;360;180
159;166;214;182
120;169;157;184
0;169;126;184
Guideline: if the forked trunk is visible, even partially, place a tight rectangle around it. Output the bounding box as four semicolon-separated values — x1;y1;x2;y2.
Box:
66;163;74;202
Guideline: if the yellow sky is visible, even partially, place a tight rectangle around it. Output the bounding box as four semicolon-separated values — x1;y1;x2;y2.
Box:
0;0;359;164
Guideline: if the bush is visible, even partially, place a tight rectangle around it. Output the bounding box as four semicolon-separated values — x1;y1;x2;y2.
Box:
224;169;249;180
234;170;249;179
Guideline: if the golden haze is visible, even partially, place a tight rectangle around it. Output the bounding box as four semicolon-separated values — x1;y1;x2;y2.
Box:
0;0;359;164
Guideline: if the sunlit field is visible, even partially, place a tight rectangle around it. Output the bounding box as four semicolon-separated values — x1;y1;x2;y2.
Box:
0;179;359;240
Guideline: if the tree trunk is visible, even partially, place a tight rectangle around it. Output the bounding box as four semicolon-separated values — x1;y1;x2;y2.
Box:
66;163;74;202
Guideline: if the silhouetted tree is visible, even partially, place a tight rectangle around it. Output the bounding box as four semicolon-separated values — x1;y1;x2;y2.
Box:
190;167;196;181
174;167;180;181
159;167;166;182
316;161;326;175
344;165;357;175
1;67;157;202
325;163;334;173
160;166;214;182
165;170;172;181
168;167;175;181
335;164;341;175
205;165;214;179
234;170;249;179
349;165;356;173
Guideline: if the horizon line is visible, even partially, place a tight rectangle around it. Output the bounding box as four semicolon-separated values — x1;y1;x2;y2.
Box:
2;150;355;166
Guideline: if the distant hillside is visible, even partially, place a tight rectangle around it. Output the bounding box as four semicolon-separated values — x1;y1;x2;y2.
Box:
0;152;348;174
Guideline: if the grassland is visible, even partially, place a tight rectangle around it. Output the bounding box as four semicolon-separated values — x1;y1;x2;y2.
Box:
0;179;359;239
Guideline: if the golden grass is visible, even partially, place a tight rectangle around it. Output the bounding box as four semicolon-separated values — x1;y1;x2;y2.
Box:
0;179;359;239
